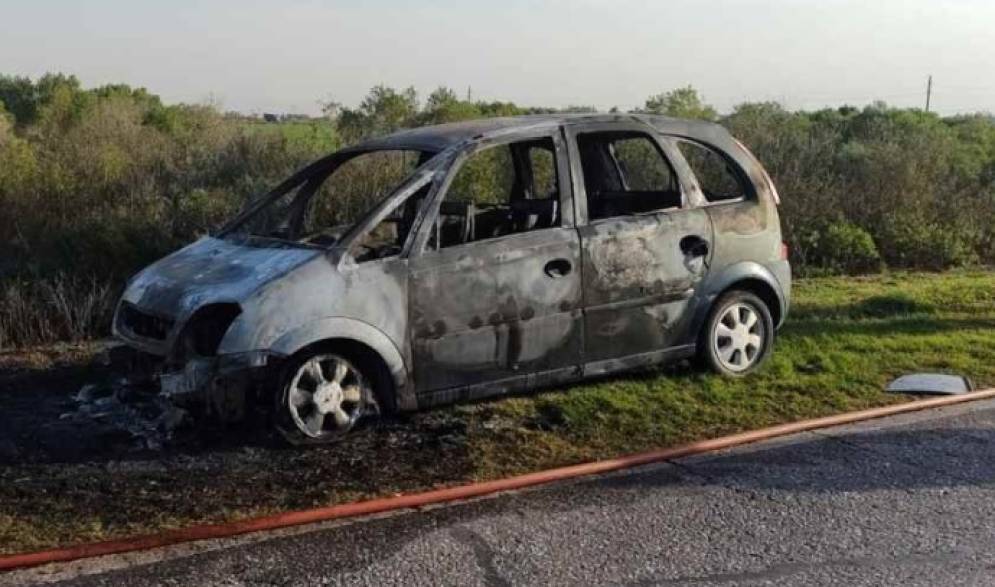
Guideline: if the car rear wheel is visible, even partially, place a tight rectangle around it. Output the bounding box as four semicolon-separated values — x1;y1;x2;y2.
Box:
274;349;380;445
699;290;774;377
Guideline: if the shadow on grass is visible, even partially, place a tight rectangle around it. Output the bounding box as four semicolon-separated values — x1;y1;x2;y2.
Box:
784;315;995;338
792;293;937;321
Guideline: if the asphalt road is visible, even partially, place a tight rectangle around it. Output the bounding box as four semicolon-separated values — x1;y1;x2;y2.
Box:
11;398;995;586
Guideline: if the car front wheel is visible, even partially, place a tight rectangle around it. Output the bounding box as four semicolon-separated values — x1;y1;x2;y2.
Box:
699;290;774;377
274;349;379;445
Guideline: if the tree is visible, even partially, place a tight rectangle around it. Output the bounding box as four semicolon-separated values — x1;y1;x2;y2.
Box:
642;86;717;121
319;98;341;121
0;75;36;125
476;101;523;118
336;85;419;144
420;86;481;125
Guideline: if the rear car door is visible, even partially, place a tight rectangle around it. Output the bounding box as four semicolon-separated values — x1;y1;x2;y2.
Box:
566;123;714;370
407;131;584;404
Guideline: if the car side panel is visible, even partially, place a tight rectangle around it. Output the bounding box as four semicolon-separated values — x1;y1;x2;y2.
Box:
407;227;584;393
577;209;713;362
564;121;716;364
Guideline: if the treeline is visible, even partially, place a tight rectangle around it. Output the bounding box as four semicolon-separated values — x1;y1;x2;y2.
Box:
1;74;994;347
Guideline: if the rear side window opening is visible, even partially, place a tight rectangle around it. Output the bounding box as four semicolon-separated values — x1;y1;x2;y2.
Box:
576;131;681;221
675;139;752;203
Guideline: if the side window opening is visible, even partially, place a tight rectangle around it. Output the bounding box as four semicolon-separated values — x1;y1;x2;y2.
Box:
577;132;680;221
430;138;561;249
527;144;557;199
676;140;750;203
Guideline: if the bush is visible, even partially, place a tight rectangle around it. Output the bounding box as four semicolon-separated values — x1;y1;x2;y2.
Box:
2;76;995;348
803;222;883;275
730;102;995;275
0;275;116;348
877;212;980;270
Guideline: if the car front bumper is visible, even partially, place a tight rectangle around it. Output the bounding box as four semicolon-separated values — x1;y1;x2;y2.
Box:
152;350;280;422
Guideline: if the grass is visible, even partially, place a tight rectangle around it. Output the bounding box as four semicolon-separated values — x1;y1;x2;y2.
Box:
239;119;338;152
2;270;995;554
462;270;995;477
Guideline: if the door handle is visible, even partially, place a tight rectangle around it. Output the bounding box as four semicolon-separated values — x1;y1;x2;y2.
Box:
679;235;710;258
544;258;573;278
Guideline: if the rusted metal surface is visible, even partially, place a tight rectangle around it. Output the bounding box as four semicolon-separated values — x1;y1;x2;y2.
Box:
111;114;792;427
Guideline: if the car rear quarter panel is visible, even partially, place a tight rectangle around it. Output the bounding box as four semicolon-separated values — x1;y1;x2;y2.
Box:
643;120;789;336
696;138;787;324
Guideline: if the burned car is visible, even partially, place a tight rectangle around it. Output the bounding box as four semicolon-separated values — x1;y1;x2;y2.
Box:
113;114;791;444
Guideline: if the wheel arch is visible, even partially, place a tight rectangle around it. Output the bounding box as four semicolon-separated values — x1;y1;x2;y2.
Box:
692;262;787;338
268;318;413;411
721;278;783;327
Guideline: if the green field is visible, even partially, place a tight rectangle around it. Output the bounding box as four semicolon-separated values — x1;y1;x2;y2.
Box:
2;270;995;554
240;119;339;152
466;270;995;476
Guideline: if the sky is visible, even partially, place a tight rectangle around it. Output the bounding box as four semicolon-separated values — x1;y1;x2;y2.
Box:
2;0;994;116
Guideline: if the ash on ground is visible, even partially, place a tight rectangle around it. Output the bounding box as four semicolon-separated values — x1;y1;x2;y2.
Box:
60;379;190;450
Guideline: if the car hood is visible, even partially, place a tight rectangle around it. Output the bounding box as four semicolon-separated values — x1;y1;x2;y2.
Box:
120;236;323;319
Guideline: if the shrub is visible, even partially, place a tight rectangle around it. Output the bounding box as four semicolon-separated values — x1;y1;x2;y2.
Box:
877;211;980;270
2;77;995;348
801;221;882;275
0;275;116;348
825;222;883;274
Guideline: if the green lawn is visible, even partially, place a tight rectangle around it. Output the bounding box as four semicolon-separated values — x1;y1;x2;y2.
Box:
461;270;995;477
3;270;995;554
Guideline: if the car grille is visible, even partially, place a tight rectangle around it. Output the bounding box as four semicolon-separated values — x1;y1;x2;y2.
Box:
118;303;174;341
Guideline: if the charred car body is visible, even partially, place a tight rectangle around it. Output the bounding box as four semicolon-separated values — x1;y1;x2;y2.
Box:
113;114;791;444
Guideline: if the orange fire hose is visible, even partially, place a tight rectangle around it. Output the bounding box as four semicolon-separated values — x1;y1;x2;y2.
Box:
2;388;994;573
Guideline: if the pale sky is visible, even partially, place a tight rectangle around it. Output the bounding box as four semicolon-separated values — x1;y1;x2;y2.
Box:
2;0;994;116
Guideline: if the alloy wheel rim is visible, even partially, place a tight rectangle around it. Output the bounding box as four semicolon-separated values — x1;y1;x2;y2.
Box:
712;302;765;373
287;354;368;438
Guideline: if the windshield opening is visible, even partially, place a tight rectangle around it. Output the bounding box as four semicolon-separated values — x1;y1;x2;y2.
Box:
224;149;434;247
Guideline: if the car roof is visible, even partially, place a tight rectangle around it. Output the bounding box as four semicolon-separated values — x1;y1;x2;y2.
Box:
349;113;730;153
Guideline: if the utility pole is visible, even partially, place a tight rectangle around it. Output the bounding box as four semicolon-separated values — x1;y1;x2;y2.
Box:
467;86;472;103
925;75;933;113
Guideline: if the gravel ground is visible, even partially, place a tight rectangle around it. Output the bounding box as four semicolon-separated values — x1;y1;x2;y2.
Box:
8;398;995;586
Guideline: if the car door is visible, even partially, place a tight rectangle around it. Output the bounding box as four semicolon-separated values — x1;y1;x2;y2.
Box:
566;123;714;371
407;131;584;404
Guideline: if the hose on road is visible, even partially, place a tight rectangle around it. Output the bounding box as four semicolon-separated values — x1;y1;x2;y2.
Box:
3;388;994;572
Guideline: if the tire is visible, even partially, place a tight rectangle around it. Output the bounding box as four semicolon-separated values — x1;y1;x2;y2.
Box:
698;290;775;377
273;345;387;446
